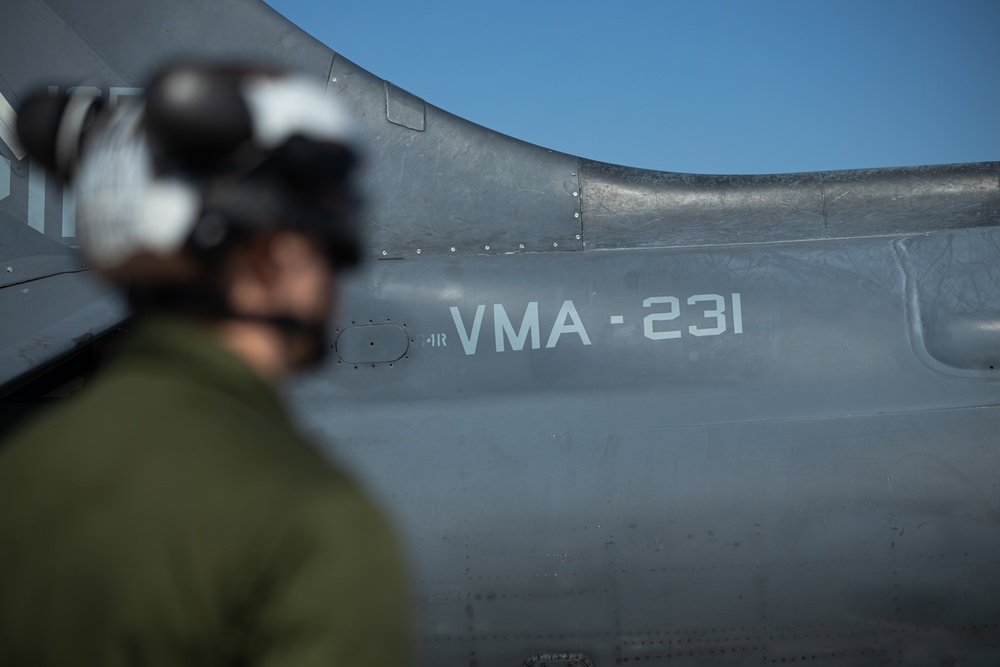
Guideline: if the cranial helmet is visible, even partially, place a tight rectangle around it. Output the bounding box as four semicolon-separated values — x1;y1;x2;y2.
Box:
17;63;364;276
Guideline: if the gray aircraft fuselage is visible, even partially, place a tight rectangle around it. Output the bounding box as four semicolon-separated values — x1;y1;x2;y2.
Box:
297;227;1000;665
1;1;998;664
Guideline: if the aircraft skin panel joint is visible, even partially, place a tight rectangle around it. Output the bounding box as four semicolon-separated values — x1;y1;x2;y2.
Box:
385;81;425;132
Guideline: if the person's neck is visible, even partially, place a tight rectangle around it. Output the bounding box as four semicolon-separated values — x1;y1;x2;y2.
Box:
211;319;290;384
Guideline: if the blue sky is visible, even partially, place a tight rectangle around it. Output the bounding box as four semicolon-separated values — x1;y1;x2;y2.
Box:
262;1;999;175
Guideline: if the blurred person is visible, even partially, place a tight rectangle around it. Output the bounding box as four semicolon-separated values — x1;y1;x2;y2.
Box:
0;63;410;667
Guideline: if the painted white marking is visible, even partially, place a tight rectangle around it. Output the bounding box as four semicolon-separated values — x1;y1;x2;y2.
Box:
62;187;76;237
28;160;45;233
642;293;744;340
643;296;681;340
0;156;9;202
732;293;744;334
610;315;624;324
0;91;26;161
546;300;591;348
495;302;540;352
425;333;447;347
450;305;485;356
687;293;727;337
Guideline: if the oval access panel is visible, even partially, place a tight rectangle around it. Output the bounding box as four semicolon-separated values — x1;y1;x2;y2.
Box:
335;324;409;364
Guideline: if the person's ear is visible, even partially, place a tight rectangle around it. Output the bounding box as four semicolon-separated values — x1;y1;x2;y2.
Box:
224;236;278;313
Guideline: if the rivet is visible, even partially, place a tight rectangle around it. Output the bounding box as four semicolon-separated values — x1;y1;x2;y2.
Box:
573;192;579;197
576;234;581;240
331;77;338;83
5;267;11;273
416;249;422;254
553;242;559;248
574;212;580;218
450;247;456;252
518;243;525;250
484;245;490;251
382;250;388;256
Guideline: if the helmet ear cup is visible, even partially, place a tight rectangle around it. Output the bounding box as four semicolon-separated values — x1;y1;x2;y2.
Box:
15;94;67;172
17;63;364;274
271;134;357;191
16;90;102;180
144;66;253;165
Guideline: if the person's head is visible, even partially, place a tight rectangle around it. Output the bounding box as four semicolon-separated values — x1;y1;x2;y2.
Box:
17;63;364;376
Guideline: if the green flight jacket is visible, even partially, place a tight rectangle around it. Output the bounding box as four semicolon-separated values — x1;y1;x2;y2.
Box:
0;318;410;667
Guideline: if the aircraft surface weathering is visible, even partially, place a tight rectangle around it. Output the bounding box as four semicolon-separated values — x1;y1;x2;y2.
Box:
1;1;999;664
